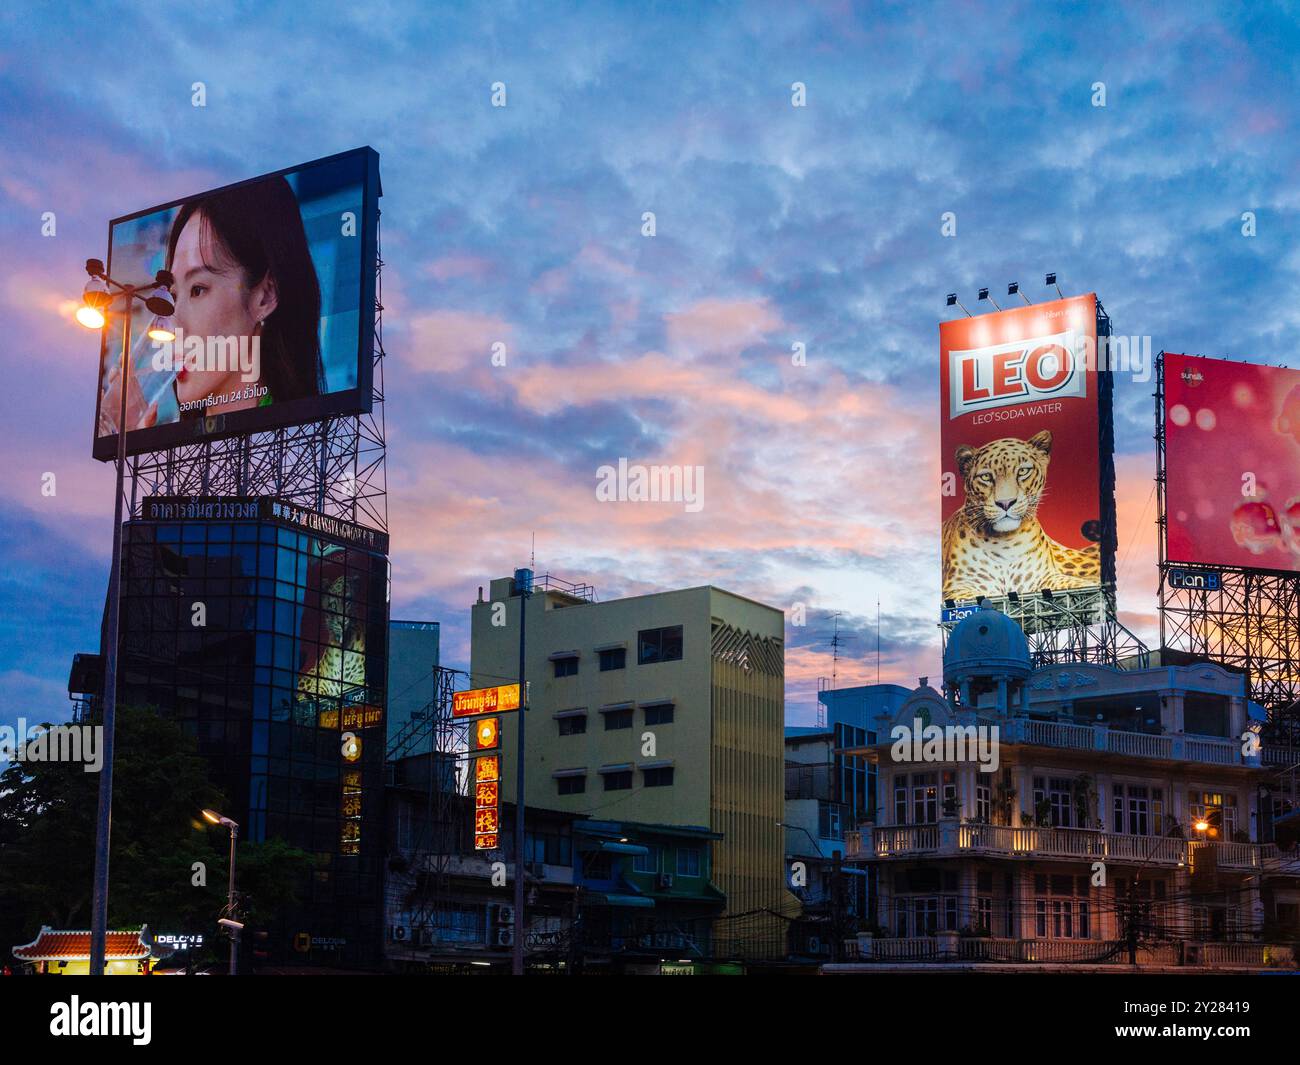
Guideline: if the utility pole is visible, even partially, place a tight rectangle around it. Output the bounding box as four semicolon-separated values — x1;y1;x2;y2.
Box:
830;852;844;963
568;885;583;976
512;570;530;976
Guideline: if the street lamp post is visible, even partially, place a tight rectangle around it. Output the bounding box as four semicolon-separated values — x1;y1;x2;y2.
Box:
512;571;530;976
203;809;241;976
79;259;175;976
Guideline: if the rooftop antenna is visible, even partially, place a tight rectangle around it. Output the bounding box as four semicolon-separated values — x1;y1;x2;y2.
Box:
876;596;881;685
814;613;857;728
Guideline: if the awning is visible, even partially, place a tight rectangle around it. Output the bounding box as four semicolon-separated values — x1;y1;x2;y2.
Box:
589;893;656;908
551;767;586;779
552;708;587;719
599;702;634;713
590;842;650;858
547;650;580;661
639;759;674;770
638;698;675;708
593;641;626;652
598;763;633;774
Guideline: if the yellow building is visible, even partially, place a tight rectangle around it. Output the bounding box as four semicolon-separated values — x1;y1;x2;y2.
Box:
470;572;794;958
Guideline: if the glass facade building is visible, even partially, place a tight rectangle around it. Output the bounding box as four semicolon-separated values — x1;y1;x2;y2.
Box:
118;512;390;968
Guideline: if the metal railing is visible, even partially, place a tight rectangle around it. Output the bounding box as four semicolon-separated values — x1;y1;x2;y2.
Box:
850;823;1274;868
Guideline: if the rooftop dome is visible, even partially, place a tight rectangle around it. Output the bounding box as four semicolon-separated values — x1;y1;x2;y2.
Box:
943;606;1031;685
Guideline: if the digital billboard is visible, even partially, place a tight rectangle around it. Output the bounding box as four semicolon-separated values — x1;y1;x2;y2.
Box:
1163;353;1300;573
939;294;1110;604
92;147;380;460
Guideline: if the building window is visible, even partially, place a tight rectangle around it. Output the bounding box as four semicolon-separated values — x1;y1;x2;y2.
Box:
677;847;701;877
942;770;958;817
633;846;659;874
557;775;585;795
557;715;586;736
1127;784;1149;836
1189;790;1239;840
584;853;613;880
911;772;938;824
603;770;633;791
643;766;674;787
638;625;683;665
599;647;626;671
894;775;908;825
818;803;844;840
1033;871;1091;938
553;656;578;678
644;703;674;725
604;708;633;731
1033;775;1074;828
975;897;992;933
975;781;991;824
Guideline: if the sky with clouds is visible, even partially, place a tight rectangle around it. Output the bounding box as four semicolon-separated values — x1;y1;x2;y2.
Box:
3;1;1299;733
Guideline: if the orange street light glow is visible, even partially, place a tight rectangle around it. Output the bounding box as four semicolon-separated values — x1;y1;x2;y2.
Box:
76;305;106;329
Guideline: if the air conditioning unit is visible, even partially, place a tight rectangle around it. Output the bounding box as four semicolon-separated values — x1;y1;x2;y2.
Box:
493;904;515;925
391;925;410;943
492;927;515;948
656;873;674;890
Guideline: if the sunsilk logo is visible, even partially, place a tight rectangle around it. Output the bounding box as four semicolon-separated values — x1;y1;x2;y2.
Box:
948;330;1087;419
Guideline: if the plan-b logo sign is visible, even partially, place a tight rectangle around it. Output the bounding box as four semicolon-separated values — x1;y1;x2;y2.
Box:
948;330;1087;418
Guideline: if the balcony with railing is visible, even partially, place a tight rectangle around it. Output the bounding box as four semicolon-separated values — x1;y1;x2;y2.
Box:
1001;717;1250;766
845;822;1298;872
836;936;1296;968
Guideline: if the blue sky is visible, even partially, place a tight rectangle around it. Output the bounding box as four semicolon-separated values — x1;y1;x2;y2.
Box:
2;0;1300;733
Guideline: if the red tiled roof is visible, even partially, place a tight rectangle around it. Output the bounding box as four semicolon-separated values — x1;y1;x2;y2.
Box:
12;926;155;962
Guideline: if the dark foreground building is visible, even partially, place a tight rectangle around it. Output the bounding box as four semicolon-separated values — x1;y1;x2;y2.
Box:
116;499;391;969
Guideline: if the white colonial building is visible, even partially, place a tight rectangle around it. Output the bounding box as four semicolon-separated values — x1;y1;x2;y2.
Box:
840;606;1300;968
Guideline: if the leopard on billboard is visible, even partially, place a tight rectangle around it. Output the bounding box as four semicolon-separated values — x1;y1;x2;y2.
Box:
939;294;1114;606
1163;352;1300;574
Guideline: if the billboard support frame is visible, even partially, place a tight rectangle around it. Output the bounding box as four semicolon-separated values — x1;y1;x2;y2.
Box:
124;215;389;532
1156;351;1300;718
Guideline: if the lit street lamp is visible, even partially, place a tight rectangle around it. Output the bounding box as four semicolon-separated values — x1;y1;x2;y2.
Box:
78;258;175;976
203;808;241;976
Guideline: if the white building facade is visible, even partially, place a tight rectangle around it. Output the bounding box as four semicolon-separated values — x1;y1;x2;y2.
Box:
842;607;1300;967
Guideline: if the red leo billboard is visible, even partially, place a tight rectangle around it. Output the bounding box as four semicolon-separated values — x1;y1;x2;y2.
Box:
939;294;1106;605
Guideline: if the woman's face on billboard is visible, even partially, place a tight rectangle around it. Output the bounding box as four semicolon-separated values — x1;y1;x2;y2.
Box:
170;210;277;406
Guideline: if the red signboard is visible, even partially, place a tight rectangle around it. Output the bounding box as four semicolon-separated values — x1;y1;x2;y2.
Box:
474;753;502;851
452;684;520;718
1164;353;1300;572
939;294;1106;603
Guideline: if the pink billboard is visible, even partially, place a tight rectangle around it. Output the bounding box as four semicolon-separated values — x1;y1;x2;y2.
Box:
1164;352;1300;572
